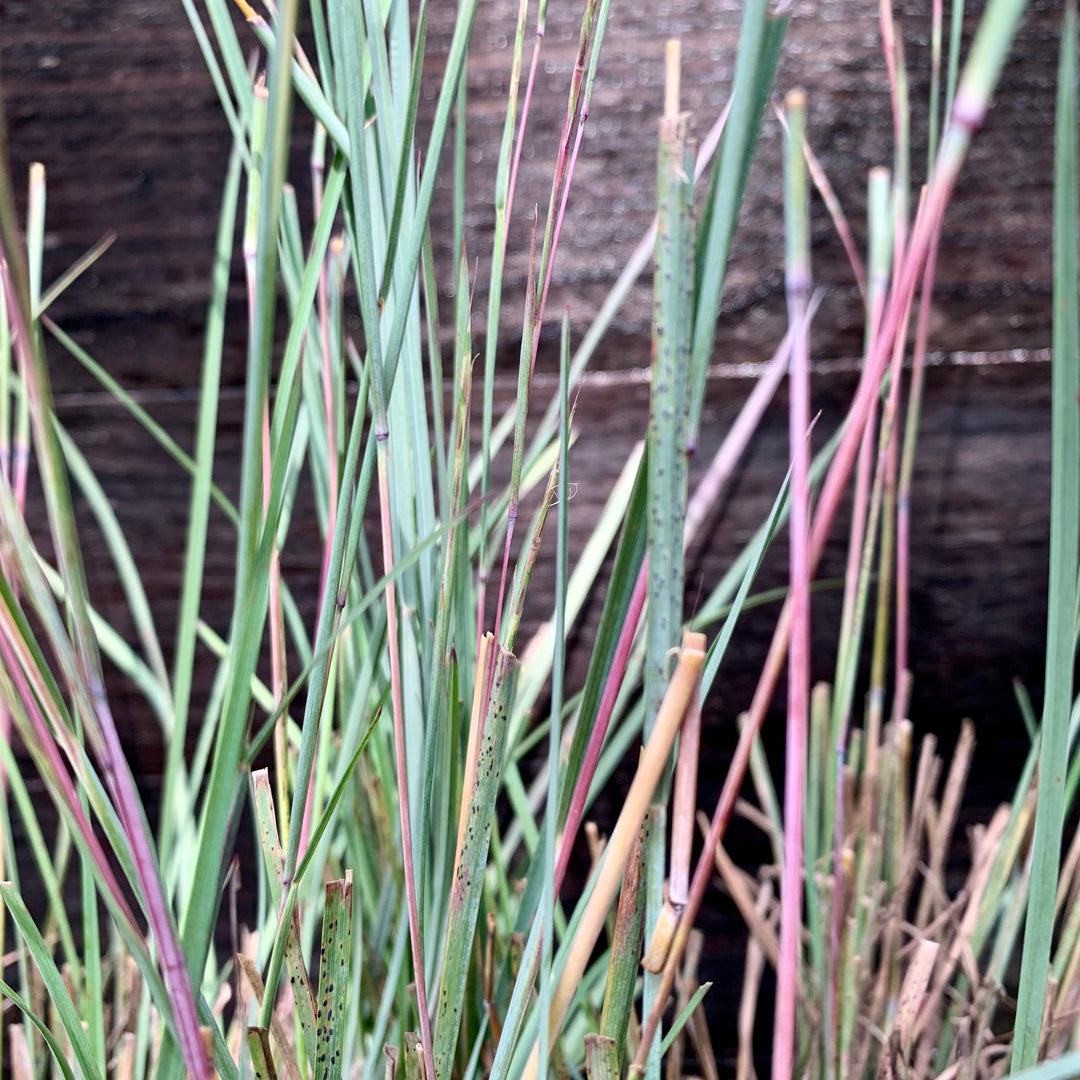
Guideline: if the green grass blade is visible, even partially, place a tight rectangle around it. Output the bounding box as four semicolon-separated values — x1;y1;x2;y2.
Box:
315;874;353;1080
1012;1051;1080;1080
247;1028;279;1080
1012;2;1080;1068
54;424;170;692
0;735;78;972
37;232;115;315
658;982;711;1056
42;318;239;524
180;0;299;987
689;2;786;439
0;884;105;1080
598;823;646;1068
584;1035;620;1080
0;979;80;1080
433;645;518;1080
645;52;693;740
161;138;243;864
251;770;318;1062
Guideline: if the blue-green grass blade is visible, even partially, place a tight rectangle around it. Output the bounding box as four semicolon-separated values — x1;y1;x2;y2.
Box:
163;139;242;863
538;313;572;1080
419;257;473;953
689;4;787;439
375;0;481;396
377;0;428;306
180;0;300;989
54;424;169;693
239;11;350;154
646;100;693;737
642;83;695;1080
194;0;253;131
268;154;346;456
179;0;249;155
1012;3;1079;1068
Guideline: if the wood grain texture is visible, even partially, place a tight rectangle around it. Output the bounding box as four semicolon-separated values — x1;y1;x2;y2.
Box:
0;0;1062;388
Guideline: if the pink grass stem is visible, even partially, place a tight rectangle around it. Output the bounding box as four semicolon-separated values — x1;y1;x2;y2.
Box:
772;86;813;1070
533;95;588;377
0;406;29;805
894;233;940;727
0;631;138;934
773;378;812;1080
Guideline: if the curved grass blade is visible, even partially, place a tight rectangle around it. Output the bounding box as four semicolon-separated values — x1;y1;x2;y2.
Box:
0;884;105;1080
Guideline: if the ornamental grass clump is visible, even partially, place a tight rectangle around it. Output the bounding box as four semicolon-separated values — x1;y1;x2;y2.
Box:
0;0;1078;1079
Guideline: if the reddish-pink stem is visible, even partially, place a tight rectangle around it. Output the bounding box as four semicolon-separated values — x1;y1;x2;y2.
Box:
895;233;940;726
0;630;138;933
553;567;648;893
772;292;813;1080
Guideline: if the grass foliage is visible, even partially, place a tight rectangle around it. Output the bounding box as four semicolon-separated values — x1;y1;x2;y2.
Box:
0;0;1078;1079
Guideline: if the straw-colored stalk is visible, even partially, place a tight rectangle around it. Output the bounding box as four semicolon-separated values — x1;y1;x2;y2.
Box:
521;630;706;1080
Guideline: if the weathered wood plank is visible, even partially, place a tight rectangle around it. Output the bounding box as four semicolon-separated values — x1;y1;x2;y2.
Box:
0;0;1063;390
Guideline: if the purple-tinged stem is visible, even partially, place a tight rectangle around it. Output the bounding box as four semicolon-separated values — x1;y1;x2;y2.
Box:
0;629;138;934
1;254;209;1080
772;87;811;1080
530;0;598;376
894;229;940;728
